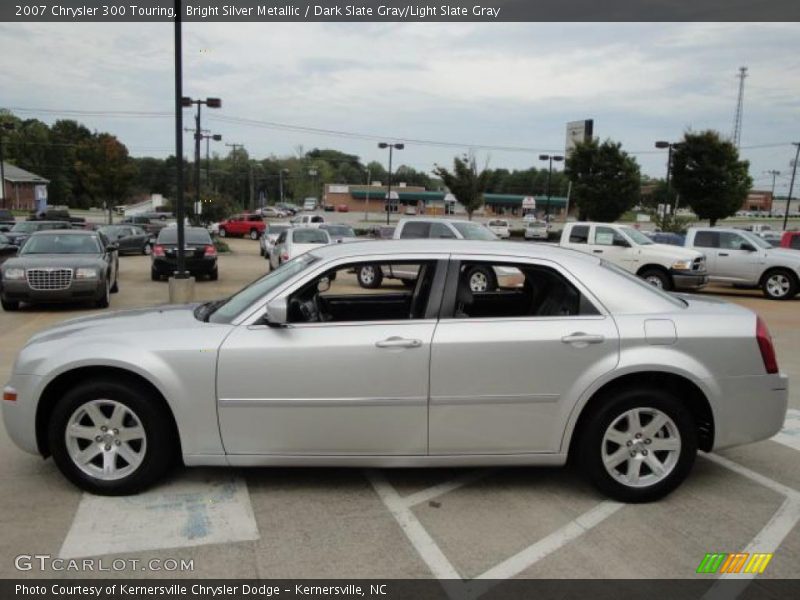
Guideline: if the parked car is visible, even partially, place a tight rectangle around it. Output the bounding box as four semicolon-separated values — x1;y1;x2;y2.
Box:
217;214;266;240
98;225;153;255
151;227;217;281
370;226;395;240
268;227;330;270
336;204;349;213
760;231;783;247
394;218;497;241
259;222;292;258
560;222;707;291
647;232;686;247
779;231;800;251
683;227;800;300
524;220;550;241
319;223;357;243
0;209;15;232
119;215;167;236
257;206;288;219
4;220;73;247
290;214;325;228
487;219;511;239
0;233;18;266
302;198;318;211
323;204;335;212
0;230;118;311
275;202;299;216
29;208;85;225
3;239;787;501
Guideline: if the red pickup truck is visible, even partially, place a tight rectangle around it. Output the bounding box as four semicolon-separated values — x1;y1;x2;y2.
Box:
780;231;800;250
218;214;266;240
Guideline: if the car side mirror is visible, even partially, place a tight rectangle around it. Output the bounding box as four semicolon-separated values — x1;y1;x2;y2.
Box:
317;277;331;293
741;243;756;252
264;297;288;327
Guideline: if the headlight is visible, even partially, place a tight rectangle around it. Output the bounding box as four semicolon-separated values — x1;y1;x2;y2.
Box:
2;268;25;280
75;268;99;279
671;259;693;271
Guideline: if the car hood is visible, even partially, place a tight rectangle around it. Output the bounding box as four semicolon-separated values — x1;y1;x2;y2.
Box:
642;243;704;260
26;304;203;346
3;254;105;269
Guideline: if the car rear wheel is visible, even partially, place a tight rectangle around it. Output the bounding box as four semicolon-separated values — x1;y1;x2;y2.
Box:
1;298;19;311
357;264;383;289
143;243;152;256
250;229;259;240
96;280;110;308
48;379;178;495
150;268;161;282
577;387;696;503
110;277;119;294
762;269;798;300
639;268;672;291
209;268;218;281
466;266;496;292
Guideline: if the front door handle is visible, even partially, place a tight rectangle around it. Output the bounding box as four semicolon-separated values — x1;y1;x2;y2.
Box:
593;249;603;253
561;332;605;346
376;337;422;349
718;252;729;257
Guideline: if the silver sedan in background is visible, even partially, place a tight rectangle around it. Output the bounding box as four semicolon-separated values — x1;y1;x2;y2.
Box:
2;240;787;502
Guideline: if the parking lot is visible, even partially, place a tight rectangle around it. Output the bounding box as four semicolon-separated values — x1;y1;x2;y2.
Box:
1;237;799;585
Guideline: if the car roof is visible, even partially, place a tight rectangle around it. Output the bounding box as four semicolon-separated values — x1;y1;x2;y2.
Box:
29;229;94;236
307;238;601;265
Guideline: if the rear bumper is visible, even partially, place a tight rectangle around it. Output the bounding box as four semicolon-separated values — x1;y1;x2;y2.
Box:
2;373;44;456
671;270;708;291
710;373;789;450
1;279;105;303
152;256;217;275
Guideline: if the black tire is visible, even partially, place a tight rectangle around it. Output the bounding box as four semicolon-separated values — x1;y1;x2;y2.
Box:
249;229;259;240
761;269;798;300
465;265;497;292
218;228;227;238
1;297;19;311
357;264;383;289
110;276;119;294
209;268;218;281
259;245;265;257
48;378;178;495
143;243;152;256
95;281;110;308
577;386;697;503
639;268;672;291
150;268;161;282
400;278;416;288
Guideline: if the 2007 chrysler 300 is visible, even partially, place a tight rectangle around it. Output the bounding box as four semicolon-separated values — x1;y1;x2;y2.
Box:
2;240;788;502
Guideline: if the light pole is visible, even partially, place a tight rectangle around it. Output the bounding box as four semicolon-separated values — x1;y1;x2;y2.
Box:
183;129;222;192
379;142;404;225
0;122;14;210
364;166;372;222
783;142;800;231
182;97;222;217
308;168;319;208
279;168;289;203
655;141;683;214
538;154;564;219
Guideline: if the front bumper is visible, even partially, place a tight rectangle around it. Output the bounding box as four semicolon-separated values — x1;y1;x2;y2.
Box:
2;373;44;456
1;278;105;303
671;270;709;291
711;373;789;450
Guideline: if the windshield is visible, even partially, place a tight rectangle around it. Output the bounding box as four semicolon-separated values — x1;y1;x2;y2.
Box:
323;225;355;237
452;222;497;240
740;230;773;250
11;222;37;233
601;261;687;308
620;227;654;245
293;229;329;244
208;253;318;324
21;234;101;255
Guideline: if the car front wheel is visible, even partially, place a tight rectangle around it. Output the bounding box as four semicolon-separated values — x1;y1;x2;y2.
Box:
357;264;383;289
218;228;227;238
466;266;496;292
1;297;19;311
762;269;798;300
96;280;110;308
577;387;696;503
48;379;178;495
639;268;672;291
250;229;259;240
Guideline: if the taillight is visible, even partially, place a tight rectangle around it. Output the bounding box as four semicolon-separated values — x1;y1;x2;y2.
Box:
152;245;165;257
2;387;16;402
204;244;217;257
756;316;779;374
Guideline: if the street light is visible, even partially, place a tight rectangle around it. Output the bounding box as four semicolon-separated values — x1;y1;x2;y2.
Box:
379;142;404;225
0;122;14;210
308;168;319;208
538;153;564;219
183;129;222;191
655;140;683;214
783;142;800;231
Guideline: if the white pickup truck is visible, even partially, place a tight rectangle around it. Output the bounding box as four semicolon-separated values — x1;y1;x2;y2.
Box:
560;222;708;291
683;227;800;300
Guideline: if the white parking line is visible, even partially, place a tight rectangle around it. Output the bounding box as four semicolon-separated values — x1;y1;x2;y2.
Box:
772;408;800;452
401;470;494;508
59;473;259;559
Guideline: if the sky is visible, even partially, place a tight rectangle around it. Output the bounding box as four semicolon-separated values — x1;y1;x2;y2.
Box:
1;21;799;194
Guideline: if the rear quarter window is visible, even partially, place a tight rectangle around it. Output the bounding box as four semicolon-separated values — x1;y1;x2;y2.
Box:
569;225;589;243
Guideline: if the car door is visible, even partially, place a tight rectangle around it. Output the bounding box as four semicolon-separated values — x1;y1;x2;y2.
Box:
713;232;760;283
428;256;619;454
588;226;635;270
117;227;138;253
216;254;447;455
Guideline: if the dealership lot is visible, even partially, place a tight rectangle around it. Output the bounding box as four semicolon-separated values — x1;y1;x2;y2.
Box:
1;238;799;583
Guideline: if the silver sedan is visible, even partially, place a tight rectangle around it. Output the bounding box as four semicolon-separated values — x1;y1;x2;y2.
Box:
2;240;788;501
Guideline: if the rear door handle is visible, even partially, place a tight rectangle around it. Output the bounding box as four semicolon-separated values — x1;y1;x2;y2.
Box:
593;249;603;253
561;333;605;346
376;337;422;349
719;252;729;257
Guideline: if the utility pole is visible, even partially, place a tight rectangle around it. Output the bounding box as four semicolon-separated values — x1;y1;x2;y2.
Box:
173;0;187;281
364;167;371;222
0;122;13;210
766;169;781;214
226;143;245;208
731;66;748;149
783;143;800;232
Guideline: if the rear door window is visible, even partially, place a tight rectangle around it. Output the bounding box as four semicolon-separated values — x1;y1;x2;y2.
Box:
400;222;431;239
569;225;589;243
693;231;719;248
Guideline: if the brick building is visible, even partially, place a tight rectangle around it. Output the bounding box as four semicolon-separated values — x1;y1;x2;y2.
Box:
1;162;49;211
741;190;773;212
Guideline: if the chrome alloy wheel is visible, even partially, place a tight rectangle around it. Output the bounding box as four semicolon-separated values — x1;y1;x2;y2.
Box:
644;275;665;289
469;271;489;292
601;407;680;488
359;266;376;285
65;399;147;481
766;273;791;298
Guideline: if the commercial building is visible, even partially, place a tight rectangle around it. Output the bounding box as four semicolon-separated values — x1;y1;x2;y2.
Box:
1;161;49;211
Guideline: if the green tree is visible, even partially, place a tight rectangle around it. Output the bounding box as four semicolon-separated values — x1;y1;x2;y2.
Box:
565;139;640;221
671;130;752;226
75;134;136;222
433;154;492;220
